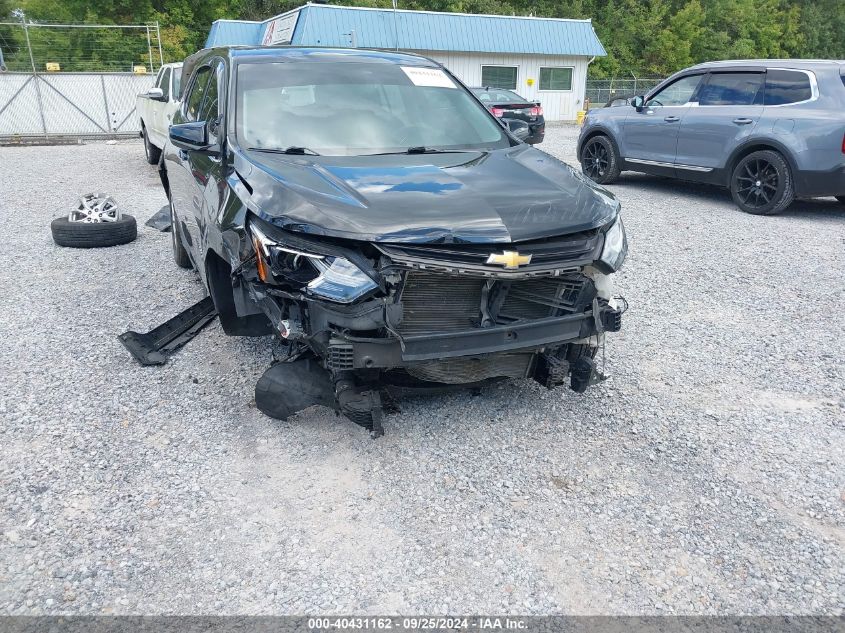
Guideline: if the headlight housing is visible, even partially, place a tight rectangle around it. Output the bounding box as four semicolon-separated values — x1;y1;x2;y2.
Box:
248;221;378;304
307;257;378;303
596;216;627;273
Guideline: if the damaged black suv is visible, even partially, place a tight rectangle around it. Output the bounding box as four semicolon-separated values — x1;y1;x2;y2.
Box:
161;46;628;436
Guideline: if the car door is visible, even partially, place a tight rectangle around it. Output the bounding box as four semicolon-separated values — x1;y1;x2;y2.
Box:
185;61;225;264
168;64;213;265
674;70;765;173
622;74;704;169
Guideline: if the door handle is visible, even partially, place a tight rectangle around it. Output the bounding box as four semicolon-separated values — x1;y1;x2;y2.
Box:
733;118;753;125
664;116;680;123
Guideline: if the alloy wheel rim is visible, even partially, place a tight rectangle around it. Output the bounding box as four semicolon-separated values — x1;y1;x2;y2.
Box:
584;141;609;179
736;159;778;208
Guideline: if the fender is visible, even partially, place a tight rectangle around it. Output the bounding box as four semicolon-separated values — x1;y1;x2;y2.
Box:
577;124;623;161
724;137;801;188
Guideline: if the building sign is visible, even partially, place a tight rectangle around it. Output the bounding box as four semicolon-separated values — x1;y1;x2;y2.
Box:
262;12;299;46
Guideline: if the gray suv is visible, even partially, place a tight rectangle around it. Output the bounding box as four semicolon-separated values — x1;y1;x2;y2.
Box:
578;60;845;215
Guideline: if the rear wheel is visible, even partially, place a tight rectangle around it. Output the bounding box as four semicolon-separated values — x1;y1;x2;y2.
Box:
580;135;620;184
142;124;161;165
730;150;794;215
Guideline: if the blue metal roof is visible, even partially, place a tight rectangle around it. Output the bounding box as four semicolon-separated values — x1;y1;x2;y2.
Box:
206;20;264;49
206;4;606;57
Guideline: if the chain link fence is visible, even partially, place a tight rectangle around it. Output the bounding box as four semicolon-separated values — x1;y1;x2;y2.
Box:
585;77;665;109
0;20;164;142
0;72;155;139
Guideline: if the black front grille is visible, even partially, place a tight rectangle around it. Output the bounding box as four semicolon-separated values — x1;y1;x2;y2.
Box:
396;271;593;336
377;231;600;276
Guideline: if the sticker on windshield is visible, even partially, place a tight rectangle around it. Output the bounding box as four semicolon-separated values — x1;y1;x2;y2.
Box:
401;66;456;89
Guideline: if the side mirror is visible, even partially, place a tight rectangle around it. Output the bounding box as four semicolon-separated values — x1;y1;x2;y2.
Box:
147;87;166;102
631;95;645;112
169;121;209;151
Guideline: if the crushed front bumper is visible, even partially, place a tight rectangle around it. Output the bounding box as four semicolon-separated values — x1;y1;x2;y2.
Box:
328;305;617;368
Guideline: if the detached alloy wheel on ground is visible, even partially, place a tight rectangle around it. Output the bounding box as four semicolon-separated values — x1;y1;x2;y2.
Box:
51;215;137;248
580;135;620;184
143;125;161;165
730;150;794;215
51;193;137;248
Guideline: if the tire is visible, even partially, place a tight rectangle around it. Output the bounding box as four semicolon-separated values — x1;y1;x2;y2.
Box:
170;197;192;269
730;150;794;215
580;135;621;184
836;196;845;205
51;215;137;248
142;124;161;165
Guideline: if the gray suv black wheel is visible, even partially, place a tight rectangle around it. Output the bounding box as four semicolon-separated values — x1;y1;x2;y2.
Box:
580;135;621;184
730;150;794;215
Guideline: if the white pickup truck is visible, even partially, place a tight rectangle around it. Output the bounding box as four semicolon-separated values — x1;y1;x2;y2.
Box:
137;62;182;165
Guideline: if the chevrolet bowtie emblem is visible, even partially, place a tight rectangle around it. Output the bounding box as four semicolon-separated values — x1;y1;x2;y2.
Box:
485;250;532;269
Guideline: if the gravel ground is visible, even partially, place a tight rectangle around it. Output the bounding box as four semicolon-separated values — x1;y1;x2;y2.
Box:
1;126;843;616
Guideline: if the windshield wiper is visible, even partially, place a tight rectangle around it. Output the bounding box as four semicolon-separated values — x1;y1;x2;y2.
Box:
368;147;475;156
248;146;321;156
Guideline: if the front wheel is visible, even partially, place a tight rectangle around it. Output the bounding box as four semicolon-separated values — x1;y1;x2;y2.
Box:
580;135;621;184
730;150;794;215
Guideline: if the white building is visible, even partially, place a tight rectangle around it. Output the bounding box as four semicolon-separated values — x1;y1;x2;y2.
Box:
207;4;607;122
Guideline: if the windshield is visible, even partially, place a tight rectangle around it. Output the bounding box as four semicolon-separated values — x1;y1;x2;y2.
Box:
236;61;509;156
472;89;528;104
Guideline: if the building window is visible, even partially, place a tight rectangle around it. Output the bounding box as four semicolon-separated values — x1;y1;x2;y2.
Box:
481;66;517;90
539;67;573;91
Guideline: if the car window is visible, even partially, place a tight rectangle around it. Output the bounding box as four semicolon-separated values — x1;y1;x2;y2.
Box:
647;74;702;107
198;64;220;122
185;66;212;121
172;69;182;100
764;69;813;105
159;68;171;100
236;61;509;156
472;89;526;104
699;73;763;106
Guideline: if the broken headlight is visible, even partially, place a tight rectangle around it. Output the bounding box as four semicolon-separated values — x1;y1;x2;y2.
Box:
307;257;378;303
597;216;627;273
249;222;378;304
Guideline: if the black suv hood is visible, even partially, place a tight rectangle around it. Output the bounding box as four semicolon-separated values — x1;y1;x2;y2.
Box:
234;145;619;244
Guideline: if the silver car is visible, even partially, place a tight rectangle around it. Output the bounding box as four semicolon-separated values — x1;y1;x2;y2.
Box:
578;60;845;215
